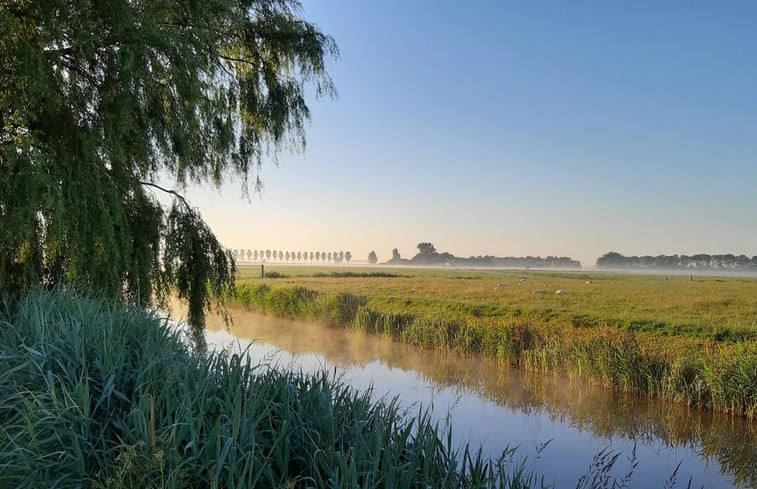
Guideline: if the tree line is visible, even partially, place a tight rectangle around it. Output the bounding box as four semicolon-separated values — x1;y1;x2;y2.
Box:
231;249;352;264
596;252;757;270
380;243;581;268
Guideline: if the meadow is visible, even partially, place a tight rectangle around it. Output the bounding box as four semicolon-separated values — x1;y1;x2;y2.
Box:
232;265;757;416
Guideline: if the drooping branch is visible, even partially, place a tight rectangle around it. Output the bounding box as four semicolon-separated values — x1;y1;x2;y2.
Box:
138;181;192;211
2;0;336;334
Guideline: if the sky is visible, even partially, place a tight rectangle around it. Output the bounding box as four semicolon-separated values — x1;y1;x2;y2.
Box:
180;1;757;267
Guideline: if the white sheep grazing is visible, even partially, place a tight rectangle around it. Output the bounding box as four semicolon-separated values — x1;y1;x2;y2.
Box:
532;289;546;294
555;289;567;295
585;280;592;284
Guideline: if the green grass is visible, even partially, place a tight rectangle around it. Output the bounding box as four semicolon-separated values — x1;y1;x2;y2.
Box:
233;266;757;416
0;290;551;488
237;266;757;342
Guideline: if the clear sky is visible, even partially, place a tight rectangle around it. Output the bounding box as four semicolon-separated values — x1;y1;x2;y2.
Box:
180;1;757;267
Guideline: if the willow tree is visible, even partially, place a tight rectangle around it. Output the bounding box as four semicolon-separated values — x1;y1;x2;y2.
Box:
0;0;337;336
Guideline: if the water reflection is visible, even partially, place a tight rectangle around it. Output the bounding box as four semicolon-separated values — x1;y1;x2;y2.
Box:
175;304;755;488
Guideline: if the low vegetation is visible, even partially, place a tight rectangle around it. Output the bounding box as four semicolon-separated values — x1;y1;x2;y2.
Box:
234;266;757;416
311;271;406;278
1;290;555;488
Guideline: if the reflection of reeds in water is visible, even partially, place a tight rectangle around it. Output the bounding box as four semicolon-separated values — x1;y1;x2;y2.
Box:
198;299;757;488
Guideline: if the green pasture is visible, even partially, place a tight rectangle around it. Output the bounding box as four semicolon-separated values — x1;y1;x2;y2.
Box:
237;265;757;342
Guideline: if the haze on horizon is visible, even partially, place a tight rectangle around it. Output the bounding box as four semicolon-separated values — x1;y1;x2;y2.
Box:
175;1;757;268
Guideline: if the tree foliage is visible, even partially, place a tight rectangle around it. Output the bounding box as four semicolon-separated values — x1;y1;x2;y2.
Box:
416;242;437;255
597;251;757;270
0;0;337;334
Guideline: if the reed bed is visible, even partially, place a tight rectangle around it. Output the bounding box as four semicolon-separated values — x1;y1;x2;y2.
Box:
232;282;757;416
0;290;548;488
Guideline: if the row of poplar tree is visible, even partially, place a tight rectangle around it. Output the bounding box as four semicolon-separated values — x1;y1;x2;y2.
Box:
231;249;352;264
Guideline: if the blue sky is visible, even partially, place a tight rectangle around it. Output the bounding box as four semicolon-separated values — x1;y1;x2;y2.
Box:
183;1;757;266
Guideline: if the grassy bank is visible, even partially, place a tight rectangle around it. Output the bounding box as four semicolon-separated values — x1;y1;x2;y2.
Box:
0;290;547;488
231;268;757;416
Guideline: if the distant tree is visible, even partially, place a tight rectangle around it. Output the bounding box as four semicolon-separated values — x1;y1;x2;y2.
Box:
368;251;378;264
310;252;315;262
596;252;624;268
296;252;302;262
344;251;352;263
593;251;757;270
417;242;437;255
315;251;320;263
285;251;290;262
254;250;259;262
265;249;272;261
327;252;332;263
391;248;401;261
246;249;252;262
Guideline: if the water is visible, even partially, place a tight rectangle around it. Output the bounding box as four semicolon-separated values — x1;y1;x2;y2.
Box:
181;306;756;488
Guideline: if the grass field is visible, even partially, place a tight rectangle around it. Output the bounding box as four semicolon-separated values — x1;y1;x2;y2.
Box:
236;265;757;341
232;265;757;416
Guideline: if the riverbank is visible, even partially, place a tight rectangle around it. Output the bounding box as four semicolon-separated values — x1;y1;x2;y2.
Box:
0;290;536;488
199;306;755;488
231;267;757;416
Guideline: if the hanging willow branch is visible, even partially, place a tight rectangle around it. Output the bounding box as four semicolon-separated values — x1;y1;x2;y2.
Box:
0;0;337;337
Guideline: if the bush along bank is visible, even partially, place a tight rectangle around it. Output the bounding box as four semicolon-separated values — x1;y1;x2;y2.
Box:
0;290;548;488
232;283;757;417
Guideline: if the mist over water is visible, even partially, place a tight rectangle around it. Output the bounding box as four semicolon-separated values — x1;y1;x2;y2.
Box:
175;304;757;489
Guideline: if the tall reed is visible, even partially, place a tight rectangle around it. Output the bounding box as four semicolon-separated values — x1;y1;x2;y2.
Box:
1;290;546;488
